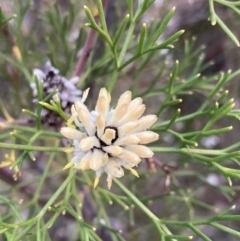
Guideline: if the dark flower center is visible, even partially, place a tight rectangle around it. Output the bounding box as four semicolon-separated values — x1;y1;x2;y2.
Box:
95;126;119;155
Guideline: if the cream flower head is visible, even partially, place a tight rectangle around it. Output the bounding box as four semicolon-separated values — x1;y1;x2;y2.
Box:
61;88;159;189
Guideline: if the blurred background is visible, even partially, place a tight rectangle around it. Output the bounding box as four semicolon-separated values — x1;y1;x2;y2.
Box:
1;0;240;240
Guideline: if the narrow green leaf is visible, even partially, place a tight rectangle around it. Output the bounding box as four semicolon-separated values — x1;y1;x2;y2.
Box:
198;71;230;111
191;54;205;76
84;5;99;28
174;73;201;93
126;0;133;21
138;23;147;54
218;205;236;216
96;0;109;33
147;7;176;47
164;99;182;107
39;102;57;111
208;0;216;25
61;14;69;38
146;30;185;53
217;90;229;103
212;223;240;237
42;89;58;102
0;228;9;234
169;60;179;95
215;14;239;46
164;109;181;130
113;14;130;47
228;5;240;17
212;99;235;122
212;215;240;222
28;151;36;161
22;109;37;118
10;131;29;143
84;5;112;46
34;74;43;101
188;224;212;241
164;234;193;240
45;211;61;229
37;220;41;241
134;0;154;22
202;126;232;136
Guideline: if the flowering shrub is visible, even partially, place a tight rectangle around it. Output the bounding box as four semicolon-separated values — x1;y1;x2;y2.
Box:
0;1;240;240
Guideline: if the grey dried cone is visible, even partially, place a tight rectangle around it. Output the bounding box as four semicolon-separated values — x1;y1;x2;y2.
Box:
31;61;82;126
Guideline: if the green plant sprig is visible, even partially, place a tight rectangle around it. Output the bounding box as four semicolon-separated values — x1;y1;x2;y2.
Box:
0;6;15;27
208;0;240;46
83;2;184;92
157;205;240;240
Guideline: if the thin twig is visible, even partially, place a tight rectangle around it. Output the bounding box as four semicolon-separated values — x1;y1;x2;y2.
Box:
73;25;98;77
73;0;109;79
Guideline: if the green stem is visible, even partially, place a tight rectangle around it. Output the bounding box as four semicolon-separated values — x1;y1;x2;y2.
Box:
10;227;19;241
150;146;237;156
0;142;69;152
214;0;240;7
108;70;119;93
113;178;172;237
33;150;56;202
37;169;77;219
152;111;209;129
2;124;63;138
209;0;216;25
118;23;135;65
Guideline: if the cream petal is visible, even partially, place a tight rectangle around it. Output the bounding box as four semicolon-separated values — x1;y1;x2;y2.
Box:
60;127;86;140
96;95;109;117
135;131;159;144
117;90;132;107
90;149;104;170
81;88;90;103
67;106;76;125
103;145;123;156
118;104;146;125
101;128;116;145
77;109;95;136
127;97;143;111
106;103;128;126
68;106;82;128
98;88;110;106
114;135;140;146
99;88;108;98
106;175;113;190
120;149;141;165
96;114;105;137
106;91;131;126
125;145;154;158
118;122;138;137
71;152;85;166
130;115;157;133
79;136;100;152
70;105;75;113
73;116;83;129
75;100;89;113
96;167;104;177
73;140;80;148
106;161;124;178
102;153;109;165
77;151;92;170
